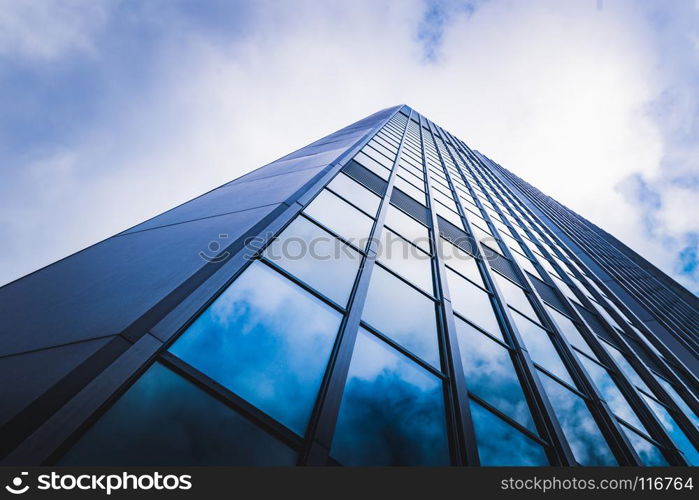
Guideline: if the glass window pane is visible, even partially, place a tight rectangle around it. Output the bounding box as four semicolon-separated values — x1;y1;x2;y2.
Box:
304;189;374;250
59;363;297;466
620;426;668;466
362;266;439;366
653;375;699;430
511;310;575;386
331;329;449;466
377;228;433;293
545;305;595;357
512;250;540;278
469;400;548;466
439;238;483;287
455;318;536;432
264;216;361;306
602;344;652;394
326;172;381;216
577;355;646;434
539;372;617;466
384;204;430;252
169;261;341;435
394;177;426;204
641;394;699;465
493;273;539;322
446;268;501;337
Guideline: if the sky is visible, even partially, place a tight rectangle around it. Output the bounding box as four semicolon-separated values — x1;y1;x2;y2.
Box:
0;0;697;295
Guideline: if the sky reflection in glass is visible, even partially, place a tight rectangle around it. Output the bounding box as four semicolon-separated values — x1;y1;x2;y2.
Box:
59;363;297;466
384;204;431;252
621;426;668;466
378;228;433;293
539;372;617;466
303;189;374;250
446;268;501;337
510;309;575;387
331;329;449;465
493;272;539;322
169;261;341;436
362;265;439;366
469;400;548;466
641;394;699;465
326;172;381;216
545;305;595;357
455;318;536;432
263;216;361;306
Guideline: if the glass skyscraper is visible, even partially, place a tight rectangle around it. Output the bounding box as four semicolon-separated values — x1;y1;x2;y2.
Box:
0;105;697;466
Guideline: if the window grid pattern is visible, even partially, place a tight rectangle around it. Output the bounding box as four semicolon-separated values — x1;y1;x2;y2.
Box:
56;106;698;467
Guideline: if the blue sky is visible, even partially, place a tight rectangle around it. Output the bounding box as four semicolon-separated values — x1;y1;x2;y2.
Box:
0;0;697;295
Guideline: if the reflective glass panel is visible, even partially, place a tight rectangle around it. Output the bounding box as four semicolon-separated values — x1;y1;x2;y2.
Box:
621;426;668;466
545;305;595;357
493;273;539;322
641;394;699;465
512;309;575;386
539;372;617;466
362;265;439;366
331;329;449;465
170;261;341;435
326;172;381;216
439;238;483;287
384;204;430;252
446;268;501;337
653;376;699;430
577;355;646;433
264;216;361;306
59;363;297;466
469;401;548;466
304;189;374;250
377;228;433;293
602;344;651;393
456;318;535;431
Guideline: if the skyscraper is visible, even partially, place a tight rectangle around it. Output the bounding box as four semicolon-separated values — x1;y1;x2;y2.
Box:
0;105;697;466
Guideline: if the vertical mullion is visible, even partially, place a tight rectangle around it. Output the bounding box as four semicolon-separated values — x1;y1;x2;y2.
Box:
428;123;574;465
441;127;642;466
301;108;412;465
417;115;477;466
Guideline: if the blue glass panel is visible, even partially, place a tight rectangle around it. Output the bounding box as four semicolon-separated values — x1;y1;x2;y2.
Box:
493;273;539;322
326;172;381;216
445;268;501;337
539;372;617;466
377;228;433;293
545;305;595;357
59;363;297;465
469;401;548;466
510;309;575;386
653;375;699;430
384;204;430;252
641;394;699;465
331;329;449;465
577;355;647;434
602;343;651;393
264;216;361;306
303;189;374;250
439;238;483;287
455;318;536;432
170;261;341;435
621;426;668;466
362;265;439;366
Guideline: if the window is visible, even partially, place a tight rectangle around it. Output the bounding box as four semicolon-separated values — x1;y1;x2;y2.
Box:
602;343;651;393
493;273;539;322
330;329;449;466
377;228;433;293
384;204;430;253
641;394;699;465
439;238;482;287
59;363;297;466
304;189;374;251
455;318;536;432
511;310;574;386
545;305;595;358
539;373;617;466
469;400;548;466
362;265;439;366
446;268;501;337
621;426;668;466
169;261;341;435
326;172;381;216
354;151;391;180
264;216;361;306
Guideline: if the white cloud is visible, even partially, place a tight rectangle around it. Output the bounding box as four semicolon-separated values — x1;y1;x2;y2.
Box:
0;0;697;294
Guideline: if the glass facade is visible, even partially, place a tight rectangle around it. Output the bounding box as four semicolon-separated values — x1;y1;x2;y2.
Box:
29;105;697;467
